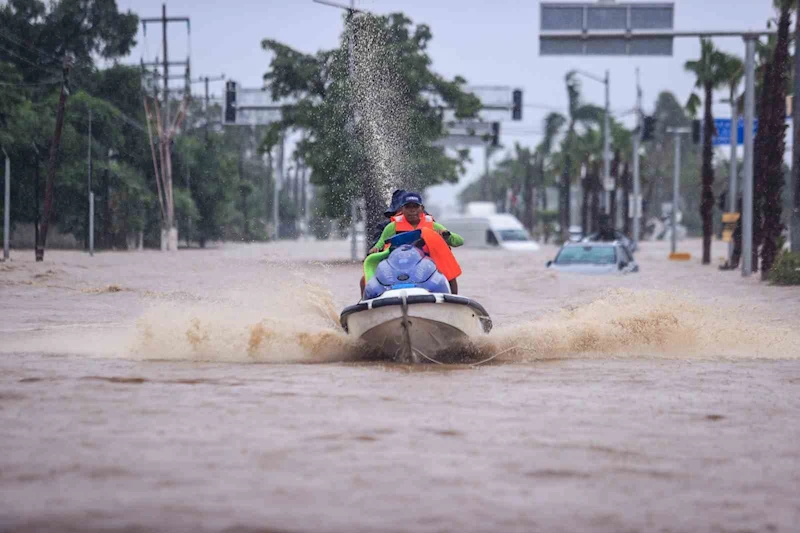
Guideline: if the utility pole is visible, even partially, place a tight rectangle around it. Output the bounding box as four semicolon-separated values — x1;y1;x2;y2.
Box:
87;106;94;256
37;55;72;262
632;68;642;245
666;127;691;256
2;148;9;261
792;0;800;253
141;4;190;251
162;4;169;138
194;74;224;139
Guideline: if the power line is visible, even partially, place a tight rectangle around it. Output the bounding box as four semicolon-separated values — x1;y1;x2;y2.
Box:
0;29;61;64
0;43;60;75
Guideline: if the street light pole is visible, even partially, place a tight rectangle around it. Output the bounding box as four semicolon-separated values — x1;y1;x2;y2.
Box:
721;96;738;265
742;35;756;277
603;69;611;216
666;127;691;256
632;68;642;245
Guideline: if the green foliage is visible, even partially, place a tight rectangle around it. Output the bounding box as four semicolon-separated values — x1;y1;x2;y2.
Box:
767;251;800;285
0;0;284;250
261;11;480;227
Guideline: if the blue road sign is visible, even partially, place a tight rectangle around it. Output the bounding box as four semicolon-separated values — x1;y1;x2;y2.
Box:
712;118;759;146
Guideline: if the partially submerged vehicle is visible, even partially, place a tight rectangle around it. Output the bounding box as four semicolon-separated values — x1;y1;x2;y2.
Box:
436;213;540;251
546;241;639;275
340;230;492;363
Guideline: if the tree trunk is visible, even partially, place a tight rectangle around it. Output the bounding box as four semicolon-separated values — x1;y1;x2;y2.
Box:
752;59;775;273
760;3;791;278
239;149;249;241
581;159;590;237
610;149;620;229
522;154;535;233
622;162;632;235
33;153;40;249
792;0;800;253
590;161;601;234
559;153;572;243
363;173;384;258
701;82;716;264
266;150;274;238
540;155;548;212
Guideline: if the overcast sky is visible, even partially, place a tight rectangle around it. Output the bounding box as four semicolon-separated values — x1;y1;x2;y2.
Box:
118;0;777;211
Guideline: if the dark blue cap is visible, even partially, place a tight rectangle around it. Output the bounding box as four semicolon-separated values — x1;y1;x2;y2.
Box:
384;189;407;218
399;191;423;207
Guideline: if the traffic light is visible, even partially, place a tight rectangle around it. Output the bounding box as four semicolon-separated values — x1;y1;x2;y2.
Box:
642;115;656;141
512;89;522;121
692;119;701;144
491;122;500;146
225;80;237;124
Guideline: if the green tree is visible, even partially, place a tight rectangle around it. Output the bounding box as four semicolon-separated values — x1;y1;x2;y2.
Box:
261;12;480;251
558;71;605;242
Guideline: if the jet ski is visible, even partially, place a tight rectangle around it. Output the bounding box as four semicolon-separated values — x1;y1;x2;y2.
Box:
340;230;492;363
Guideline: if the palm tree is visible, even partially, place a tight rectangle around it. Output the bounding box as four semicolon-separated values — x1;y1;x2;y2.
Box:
759;0;792;278
610;121;633;233
558;72;605;242
685;38;729;264
534;112;566;238
574;127;602;235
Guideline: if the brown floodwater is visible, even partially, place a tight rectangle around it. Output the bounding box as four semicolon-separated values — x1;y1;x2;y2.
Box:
1;238;799;532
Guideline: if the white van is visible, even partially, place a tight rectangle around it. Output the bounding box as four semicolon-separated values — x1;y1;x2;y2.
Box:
439;213;540;251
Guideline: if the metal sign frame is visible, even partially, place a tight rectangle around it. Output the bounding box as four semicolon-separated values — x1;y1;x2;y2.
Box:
540;2;675;56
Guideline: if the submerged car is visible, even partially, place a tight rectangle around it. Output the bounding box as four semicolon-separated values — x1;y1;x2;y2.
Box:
546;242;639;275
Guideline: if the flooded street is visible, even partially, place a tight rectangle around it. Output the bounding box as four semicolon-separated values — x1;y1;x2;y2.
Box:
2;239;800;532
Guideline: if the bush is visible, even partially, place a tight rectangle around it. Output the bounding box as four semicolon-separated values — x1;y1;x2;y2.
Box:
768;251;800;285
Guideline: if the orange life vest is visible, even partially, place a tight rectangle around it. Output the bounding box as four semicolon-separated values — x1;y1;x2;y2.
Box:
392;214;435;232
419;227;462;281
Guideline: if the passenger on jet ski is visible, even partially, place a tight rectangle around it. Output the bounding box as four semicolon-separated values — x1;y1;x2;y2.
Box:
366;192;463;294
368;189;407;245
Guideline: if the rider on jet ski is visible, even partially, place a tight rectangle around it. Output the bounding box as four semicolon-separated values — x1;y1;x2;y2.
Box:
367;191;464;294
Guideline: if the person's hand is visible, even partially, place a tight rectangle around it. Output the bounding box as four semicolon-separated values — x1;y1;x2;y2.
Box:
368;247;379;255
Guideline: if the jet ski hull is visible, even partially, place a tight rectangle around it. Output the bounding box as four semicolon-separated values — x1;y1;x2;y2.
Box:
340;290;492;363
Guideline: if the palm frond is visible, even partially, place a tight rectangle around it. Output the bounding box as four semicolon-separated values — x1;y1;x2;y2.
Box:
686;92;702;118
